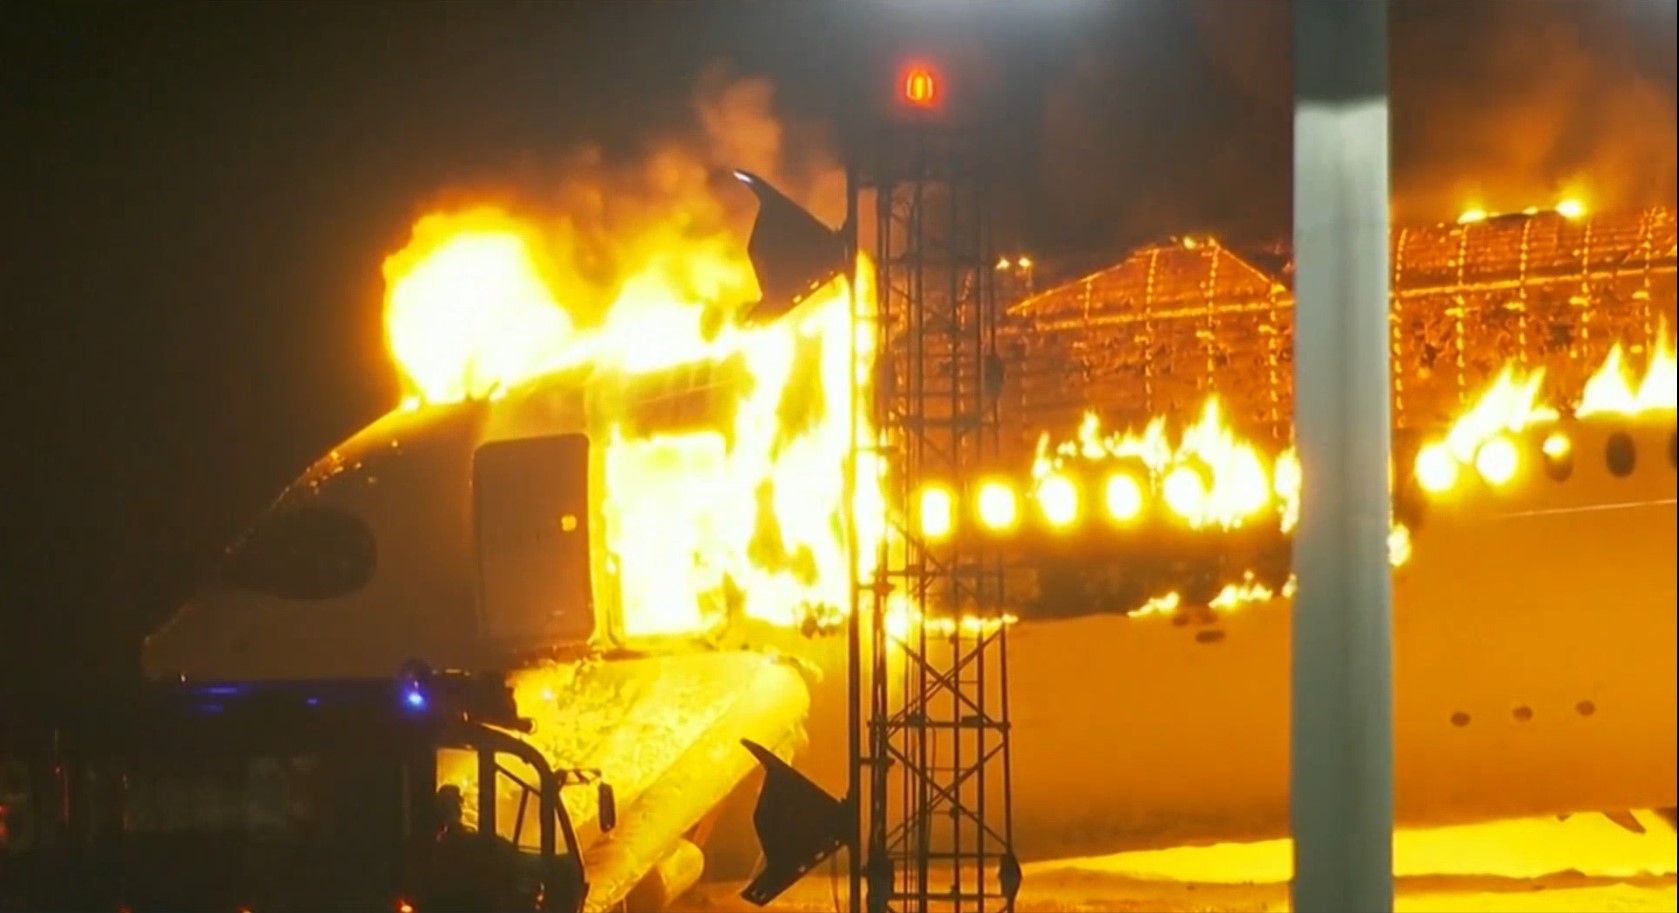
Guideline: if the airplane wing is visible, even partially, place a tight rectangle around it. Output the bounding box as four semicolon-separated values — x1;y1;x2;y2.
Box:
438;650;814;911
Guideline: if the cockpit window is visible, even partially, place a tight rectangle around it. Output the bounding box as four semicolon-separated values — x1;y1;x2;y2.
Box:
220;507;377;601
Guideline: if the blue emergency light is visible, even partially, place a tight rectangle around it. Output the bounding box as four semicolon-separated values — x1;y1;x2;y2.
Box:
402;688;428;712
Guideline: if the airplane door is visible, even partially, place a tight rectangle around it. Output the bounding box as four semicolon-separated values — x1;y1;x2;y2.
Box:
472;434;595;656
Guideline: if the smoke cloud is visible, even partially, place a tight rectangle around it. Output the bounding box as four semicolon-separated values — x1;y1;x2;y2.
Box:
1387;1;1677;223
407;1;1674;289
1037;0;1677;248
692;63;848;227
411;61;844;330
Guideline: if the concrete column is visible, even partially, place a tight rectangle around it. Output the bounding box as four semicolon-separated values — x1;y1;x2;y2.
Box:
1289;2;1395;911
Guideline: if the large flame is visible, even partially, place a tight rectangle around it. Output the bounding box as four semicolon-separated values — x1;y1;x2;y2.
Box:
1414;324;1678;491
380;190;891;846
1029;399;1409;618
383;206;876;639
1025;323;1677;619
1034;399;1277;532
1578;333;1678;417
383;209;578;404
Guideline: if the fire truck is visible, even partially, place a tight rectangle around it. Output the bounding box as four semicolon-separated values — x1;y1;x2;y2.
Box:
0;663;617;913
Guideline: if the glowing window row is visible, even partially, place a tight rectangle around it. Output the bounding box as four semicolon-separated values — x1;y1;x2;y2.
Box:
915;467;1219;539
1413;427;1675;493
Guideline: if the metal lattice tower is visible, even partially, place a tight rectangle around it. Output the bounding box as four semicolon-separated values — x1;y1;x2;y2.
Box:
852;116;1019;913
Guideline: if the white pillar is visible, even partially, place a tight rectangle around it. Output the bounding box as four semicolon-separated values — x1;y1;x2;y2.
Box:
1289;2;1395;912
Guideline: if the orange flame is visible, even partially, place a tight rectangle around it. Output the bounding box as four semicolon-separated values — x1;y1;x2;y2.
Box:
1033;399;1277;532
1028;399;1411;618
383;207;879;639
383;210;576;404
1414;324;1677;493
1031;325;1676;616
1455;197;1588;225
1578;332;1678;417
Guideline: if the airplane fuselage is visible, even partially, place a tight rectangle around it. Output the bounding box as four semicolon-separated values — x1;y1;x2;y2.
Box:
142;362;1678;858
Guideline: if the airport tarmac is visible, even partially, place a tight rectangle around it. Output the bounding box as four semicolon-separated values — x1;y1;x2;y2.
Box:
689;810;1679;913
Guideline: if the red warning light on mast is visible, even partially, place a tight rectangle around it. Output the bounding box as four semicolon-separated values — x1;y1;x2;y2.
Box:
901;63;940;109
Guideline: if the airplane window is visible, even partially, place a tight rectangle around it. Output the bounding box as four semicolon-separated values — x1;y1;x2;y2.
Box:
221;507;377;601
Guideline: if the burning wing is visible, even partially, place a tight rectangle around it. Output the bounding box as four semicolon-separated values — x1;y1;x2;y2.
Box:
436;652;815;913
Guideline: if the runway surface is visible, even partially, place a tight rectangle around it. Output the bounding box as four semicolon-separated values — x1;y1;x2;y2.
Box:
688;810;1678;912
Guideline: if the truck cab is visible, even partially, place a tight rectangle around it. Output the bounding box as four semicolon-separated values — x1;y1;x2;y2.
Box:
1;667;614;913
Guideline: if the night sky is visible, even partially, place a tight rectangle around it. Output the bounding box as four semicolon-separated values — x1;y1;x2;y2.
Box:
2;1;1673;696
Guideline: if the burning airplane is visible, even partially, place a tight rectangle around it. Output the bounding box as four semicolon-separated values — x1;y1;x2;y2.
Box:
141;181;1677;906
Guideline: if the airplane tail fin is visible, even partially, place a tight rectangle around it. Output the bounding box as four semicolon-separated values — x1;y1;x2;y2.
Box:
738;738;849;907
733;170;846;326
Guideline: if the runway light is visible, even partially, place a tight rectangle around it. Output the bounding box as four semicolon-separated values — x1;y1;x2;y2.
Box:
1103;473;1144;522
403;688;428;712
1474;436;1520;486
1414;442;1458;493
1035;473;1079;529
918;486;954;540
1161;466;1208;519
975;481;1019;531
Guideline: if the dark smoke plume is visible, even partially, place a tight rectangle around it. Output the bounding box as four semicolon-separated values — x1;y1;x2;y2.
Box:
1037;0;1677;250
1386;0;1677;224
409;61;844;330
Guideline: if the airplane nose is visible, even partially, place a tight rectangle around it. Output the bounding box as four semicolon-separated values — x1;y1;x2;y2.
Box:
139;600;219;681
139;593;311;681
139;623;184;681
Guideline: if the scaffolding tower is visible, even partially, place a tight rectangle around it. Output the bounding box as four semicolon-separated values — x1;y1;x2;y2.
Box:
853;112;1020;913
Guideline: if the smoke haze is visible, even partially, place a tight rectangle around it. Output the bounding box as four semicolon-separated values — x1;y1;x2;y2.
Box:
1038;0;1677;249
405;62;844;329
